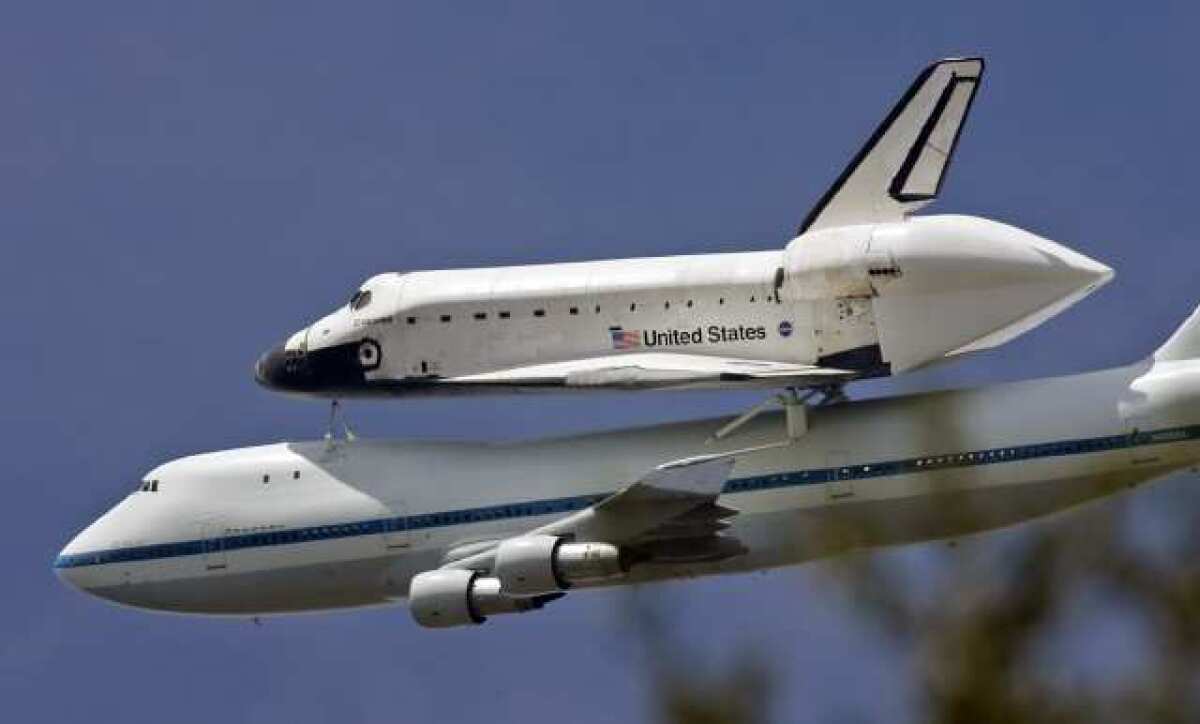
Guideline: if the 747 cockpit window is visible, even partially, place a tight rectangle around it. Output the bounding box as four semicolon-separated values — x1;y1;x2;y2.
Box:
349;289;373;311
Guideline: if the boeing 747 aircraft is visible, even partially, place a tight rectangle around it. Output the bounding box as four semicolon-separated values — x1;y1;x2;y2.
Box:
254;58;1111;399
58;301;1200;627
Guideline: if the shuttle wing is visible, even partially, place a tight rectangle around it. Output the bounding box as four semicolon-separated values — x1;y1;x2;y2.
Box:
441;352;854;391
443;455;744;571
798;57;984;235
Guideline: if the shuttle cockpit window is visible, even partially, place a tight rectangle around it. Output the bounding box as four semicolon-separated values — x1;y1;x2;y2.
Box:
349;289;373;311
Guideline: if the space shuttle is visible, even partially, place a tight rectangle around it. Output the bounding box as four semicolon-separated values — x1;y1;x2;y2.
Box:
255;58;1112;399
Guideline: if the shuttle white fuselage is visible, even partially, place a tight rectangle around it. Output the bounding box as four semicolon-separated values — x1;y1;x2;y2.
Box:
253;58;1113;399
256;215;1109;397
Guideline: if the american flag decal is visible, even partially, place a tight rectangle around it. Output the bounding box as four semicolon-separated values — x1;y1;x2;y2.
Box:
610;327;641;350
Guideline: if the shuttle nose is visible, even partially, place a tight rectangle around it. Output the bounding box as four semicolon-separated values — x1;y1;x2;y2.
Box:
254;336;371;397
255;326;312;393
254;343;295;390
255;326;316;395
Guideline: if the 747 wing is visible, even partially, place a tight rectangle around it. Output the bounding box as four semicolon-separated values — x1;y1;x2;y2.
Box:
445;454;743;573
409;455;744;627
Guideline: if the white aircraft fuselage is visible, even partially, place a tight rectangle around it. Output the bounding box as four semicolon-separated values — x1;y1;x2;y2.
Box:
57;305;1200;624
255;215;1110;397
253;59;1114;399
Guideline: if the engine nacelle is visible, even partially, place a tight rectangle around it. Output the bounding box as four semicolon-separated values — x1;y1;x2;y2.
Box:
409;569;545;628
494;535;625;596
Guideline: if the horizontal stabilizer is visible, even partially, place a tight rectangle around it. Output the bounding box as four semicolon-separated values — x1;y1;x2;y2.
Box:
799;57;984;235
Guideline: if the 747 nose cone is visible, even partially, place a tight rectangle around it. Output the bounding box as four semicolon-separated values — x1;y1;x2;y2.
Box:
54;522;161;610
53;550;83;592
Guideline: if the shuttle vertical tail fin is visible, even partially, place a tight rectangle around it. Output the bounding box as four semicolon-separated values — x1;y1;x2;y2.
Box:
797;57;984;235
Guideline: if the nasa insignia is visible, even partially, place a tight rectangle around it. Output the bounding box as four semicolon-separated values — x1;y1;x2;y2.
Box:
778;320;793;338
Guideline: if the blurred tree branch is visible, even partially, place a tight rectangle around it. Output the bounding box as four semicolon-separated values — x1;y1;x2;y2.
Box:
634;476;1200;723
825;477;1200;723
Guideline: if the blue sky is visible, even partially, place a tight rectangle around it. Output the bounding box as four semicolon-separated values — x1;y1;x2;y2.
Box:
5;2;1198;721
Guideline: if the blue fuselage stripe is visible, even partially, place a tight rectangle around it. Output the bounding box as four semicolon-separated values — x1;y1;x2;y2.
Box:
53;425;1200;569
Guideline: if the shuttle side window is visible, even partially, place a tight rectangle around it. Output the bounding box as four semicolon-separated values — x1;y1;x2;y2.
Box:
349;290;372;311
